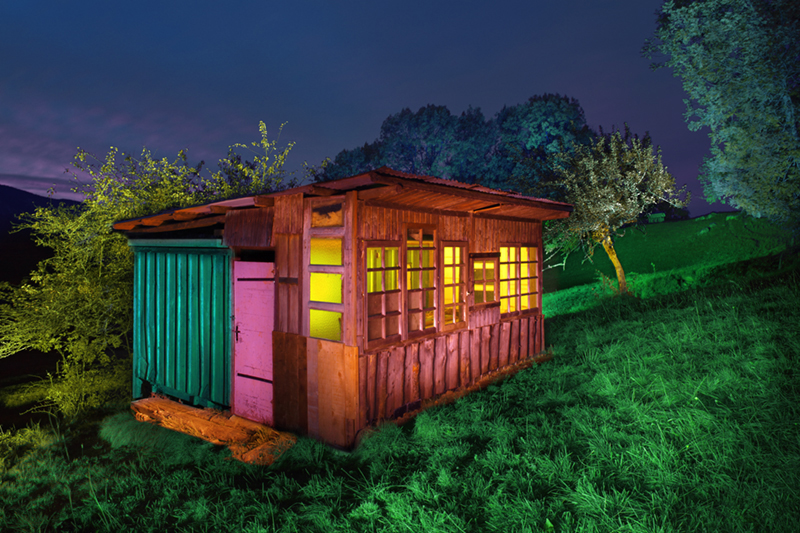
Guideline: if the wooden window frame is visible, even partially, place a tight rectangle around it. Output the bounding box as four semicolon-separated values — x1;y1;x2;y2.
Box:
498;243;539;318
404;224;437;340
363;240;402;350
469;252;500;311
440;241;468;332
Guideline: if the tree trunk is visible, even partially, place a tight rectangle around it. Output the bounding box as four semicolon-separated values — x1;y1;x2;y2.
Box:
600;234;628;294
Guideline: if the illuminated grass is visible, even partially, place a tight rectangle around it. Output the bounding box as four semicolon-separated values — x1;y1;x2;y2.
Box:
1;213;798;532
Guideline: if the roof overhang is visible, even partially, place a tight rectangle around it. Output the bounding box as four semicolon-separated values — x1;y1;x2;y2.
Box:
113;166;572;234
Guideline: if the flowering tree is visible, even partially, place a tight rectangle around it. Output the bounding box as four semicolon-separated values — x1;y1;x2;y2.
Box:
524;126;690;294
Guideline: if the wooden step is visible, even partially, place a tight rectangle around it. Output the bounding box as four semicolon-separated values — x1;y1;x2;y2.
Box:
131;396;296;466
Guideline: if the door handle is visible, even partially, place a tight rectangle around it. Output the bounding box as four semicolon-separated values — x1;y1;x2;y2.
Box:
234;324;241;342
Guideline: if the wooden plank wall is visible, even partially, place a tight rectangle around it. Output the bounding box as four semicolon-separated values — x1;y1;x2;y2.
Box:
272;331;307;434
358;314;544;425
471;217;540;252
312;339;359;448
274;194;304;335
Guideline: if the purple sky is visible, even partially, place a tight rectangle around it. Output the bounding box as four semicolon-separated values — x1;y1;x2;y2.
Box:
0;1;724;216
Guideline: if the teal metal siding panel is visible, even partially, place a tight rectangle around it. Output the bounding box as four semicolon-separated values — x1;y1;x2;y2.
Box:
131;243;231;408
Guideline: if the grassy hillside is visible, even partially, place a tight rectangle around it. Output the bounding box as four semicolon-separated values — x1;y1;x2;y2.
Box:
543;211;792;293
1;211;798;532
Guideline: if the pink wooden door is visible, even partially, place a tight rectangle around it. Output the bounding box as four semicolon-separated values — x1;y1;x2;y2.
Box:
232;261;275;425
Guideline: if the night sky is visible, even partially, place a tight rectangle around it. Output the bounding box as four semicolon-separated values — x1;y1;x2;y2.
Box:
0;1;724;217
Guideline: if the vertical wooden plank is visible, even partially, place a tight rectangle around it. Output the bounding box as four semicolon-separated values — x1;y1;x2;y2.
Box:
367;353;377;423
307;336;319;438
434;336;447;395
359;355;368;428
343;345;359;446
343;191;358;347
480;326;490;376
419;338;434;400
387;346;405;417
499;321;511;368
376;350;389;421
519;317;529;360
446;333;459;391
317;340;349;447
470;329;480;384
404;343;420;406
509;319;520;365
489;323;500;371
459;330;470;389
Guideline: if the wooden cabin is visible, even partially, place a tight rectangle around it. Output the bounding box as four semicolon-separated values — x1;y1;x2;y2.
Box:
114;167;572;449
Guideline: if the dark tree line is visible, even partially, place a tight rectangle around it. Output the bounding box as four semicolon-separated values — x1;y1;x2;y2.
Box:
316;94;596;193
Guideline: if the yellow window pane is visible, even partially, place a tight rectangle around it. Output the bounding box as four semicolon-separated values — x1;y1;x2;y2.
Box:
528;247;537;261
454;286;462;303
454;247;461;265
500;264;508;280
475;286;484;304
310;273;342;303
521;294;530;310
385;269;399;291
485;263;495;281
500;247;508;262
510;264;516;279
385;248;399;268
521;279;529;295
521;247;528;262
444;286;454;305
367;271;382;293
509;296;517;312
486;287;495;302
424;290;435;309
367;247;381;269
407;249;419;269
444;247;453;265
509;247;516;262
423;231;434;248
500;298;508;314
310;309;342;341
408;270;420;290
521;263;529;278
474;262;484;281
424;309;435;328
422;270;435;288
453;266;461;284
422;250;434;268
500;281;508;297
510;280;517;296
311;203;343;227
444;267;453;286
310;238;342;265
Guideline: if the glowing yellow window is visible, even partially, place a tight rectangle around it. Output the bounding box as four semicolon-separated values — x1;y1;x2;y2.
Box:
309;309;342;341
310;238;342;265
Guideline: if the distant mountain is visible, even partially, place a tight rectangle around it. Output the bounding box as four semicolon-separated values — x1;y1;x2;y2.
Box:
0;184;79;238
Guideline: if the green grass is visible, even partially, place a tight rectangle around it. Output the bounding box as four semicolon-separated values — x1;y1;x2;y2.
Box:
1;211;799;532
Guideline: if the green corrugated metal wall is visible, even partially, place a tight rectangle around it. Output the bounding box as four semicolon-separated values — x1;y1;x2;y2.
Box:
130;239;231;409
